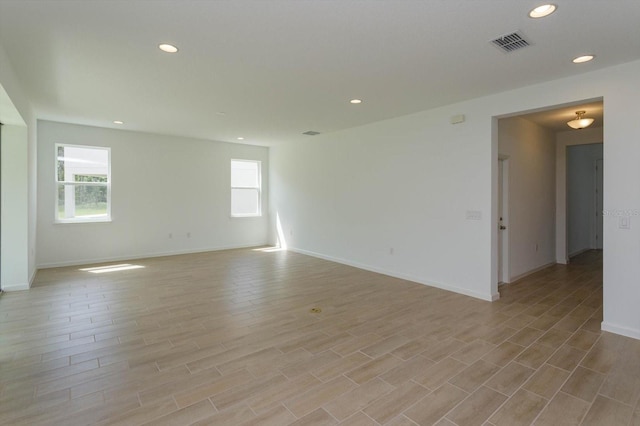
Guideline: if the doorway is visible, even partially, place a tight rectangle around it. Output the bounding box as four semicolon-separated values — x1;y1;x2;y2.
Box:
566;144;604;258
494;99;603;288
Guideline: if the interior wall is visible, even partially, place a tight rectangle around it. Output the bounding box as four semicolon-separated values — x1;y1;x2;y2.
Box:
498;116;556;281
270;59;640;340
271;100;497;301
599;64;640;339
555;127;604;263
0;125;29;290
567;144;603;256
0;42;36;290
37;121;270;267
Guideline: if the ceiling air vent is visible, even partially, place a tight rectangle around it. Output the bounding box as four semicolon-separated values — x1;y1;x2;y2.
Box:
302;131;321;136
491;31;530;53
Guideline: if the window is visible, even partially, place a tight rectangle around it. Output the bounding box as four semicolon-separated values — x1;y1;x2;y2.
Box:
56;144;111;223
231;159;261;217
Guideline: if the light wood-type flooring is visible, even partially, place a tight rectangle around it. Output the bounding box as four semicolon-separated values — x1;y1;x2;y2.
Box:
1;248;638;425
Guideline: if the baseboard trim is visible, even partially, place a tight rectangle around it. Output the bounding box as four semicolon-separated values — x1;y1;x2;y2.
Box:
37;242;269;269
29;268;37;287
1;282;30;291
601;321;640;340
509;261;557;283
289;247;497;302
568;247;591;258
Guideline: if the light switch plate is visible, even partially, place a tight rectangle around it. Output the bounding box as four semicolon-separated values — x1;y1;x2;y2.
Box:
619;217;631;229
450;114;465;124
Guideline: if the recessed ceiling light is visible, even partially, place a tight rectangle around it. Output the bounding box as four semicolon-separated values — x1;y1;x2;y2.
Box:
237;137;244;140
113;120;124;125
350;99;362;104
158;43;178;53
216;112;227;116
529;4;557;18
572;55;595;63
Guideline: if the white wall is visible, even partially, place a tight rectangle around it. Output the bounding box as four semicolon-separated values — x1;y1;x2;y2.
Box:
0;42;37;290
270;59;640;339
270;103;496;301
37;121;269;267
498;117;556;281
567;144;603;256
598;64;640;339
1;125;29;290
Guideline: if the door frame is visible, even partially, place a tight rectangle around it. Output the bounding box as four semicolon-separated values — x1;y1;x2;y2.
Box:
559;141;604;263
594;158;603;250
498;155;510;284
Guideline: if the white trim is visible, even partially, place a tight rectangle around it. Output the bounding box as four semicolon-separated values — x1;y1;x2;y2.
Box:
230;212;262;218
54;143;112;223
1;282;30;291
231;159;262;217
498;157;510;284
508;261;557;283
36;242;268;269
594;157;603;250
289;247;499;302
601;321;640;340
555;130;603;265
54;217;112;224
568;247;591;258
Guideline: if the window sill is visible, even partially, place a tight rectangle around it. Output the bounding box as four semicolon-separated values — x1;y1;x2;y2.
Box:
54;218;112;224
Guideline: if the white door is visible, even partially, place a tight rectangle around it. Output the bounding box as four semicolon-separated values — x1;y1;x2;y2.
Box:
595;158;603;249
498;158;509;283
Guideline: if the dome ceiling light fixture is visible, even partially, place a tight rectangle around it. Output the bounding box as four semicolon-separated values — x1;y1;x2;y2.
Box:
567;110;595;129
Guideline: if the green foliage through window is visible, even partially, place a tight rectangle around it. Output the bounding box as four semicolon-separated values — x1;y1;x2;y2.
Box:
56;144;110;221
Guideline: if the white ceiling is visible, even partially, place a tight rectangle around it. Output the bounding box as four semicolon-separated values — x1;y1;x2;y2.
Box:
0;1;638;145
0;83;25;126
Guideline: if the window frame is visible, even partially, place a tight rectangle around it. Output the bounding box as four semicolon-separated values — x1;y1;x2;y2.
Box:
230;159;262;218
54;143;112;224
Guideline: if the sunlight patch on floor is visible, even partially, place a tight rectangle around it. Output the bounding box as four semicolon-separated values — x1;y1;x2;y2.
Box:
79;264;145;274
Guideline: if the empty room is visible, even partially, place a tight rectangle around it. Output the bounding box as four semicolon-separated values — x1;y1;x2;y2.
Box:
1;1;640;425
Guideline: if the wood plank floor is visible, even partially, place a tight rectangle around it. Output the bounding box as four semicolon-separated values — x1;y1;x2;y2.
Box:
1;248;638;425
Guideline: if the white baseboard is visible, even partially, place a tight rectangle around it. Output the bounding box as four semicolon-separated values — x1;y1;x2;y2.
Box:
0;269;37;292
568;247;591;258
289;247;498;302
2;282;30;291
36;242;268;269
601;321;640;340
509;261;557;283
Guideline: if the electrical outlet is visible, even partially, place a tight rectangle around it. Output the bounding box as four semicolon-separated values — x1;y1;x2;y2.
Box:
389;248;394;255
187;232;191;238
169;233;173;239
